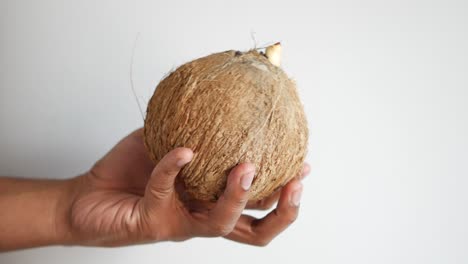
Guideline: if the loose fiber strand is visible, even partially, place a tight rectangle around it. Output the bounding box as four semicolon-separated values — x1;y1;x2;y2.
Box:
130;33;145;121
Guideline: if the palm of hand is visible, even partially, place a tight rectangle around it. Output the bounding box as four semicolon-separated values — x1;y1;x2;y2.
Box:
69;129;156;245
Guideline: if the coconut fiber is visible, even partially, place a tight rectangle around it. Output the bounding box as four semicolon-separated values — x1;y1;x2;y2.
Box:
144;48;308;202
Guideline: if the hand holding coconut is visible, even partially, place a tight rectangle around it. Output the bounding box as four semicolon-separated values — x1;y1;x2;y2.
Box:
66;129;308;246
0;43;310;250
0;128;309;250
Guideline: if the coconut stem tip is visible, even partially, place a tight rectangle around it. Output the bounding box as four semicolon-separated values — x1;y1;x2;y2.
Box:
265;42;282;67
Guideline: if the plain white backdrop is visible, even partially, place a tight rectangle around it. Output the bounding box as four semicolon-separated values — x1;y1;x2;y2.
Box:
1;0;467;263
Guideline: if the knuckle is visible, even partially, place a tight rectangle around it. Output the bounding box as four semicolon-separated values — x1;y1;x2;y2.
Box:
149;185;172;199
275;208;299;225
283;211;298;224
232;196;248;208
210;223;234;236
253;237;271;247
158;165;177;177
223;192;248;210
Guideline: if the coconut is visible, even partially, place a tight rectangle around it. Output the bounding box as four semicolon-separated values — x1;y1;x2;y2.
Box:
144;43;308;202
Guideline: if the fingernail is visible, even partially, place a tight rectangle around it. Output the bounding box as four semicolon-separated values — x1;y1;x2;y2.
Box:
176;156;192;167
302;166;310;179
177;159;189;167
290;185;303;207
241;170;255;191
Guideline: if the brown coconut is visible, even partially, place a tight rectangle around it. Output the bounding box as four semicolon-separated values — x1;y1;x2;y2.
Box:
144;43;308;202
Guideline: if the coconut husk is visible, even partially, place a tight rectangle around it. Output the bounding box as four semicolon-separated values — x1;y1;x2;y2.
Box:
144;48;308;201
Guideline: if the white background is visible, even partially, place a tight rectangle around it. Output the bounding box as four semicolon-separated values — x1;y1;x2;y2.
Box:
1;0;467;263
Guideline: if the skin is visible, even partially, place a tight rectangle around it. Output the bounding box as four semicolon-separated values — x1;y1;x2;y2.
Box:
0;128;309;251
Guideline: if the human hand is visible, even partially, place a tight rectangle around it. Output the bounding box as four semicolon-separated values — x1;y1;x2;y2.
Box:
65;128;309;246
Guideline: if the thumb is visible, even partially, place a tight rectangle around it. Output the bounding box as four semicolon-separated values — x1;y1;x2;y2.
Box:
145;147;193;201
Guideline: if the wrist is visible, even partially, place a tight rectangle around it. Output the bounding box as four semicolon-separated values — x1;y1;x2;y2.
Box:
53;175;85;246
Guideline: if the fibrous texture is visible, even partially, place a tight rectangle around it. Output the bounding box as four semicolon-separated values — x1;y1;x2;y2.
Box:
144;49;308;201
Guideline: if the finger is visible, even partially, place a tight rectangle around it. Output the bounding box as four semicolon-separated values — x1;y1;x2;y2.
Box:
246;191;280;210
202;163;255;237
297;163;311;181
224;179;303;246
246;163;309;210
145;147;193;201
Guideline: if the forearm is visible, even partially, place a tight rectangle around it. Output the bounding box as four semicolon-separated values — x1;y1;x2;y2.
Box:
0;177;77;251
